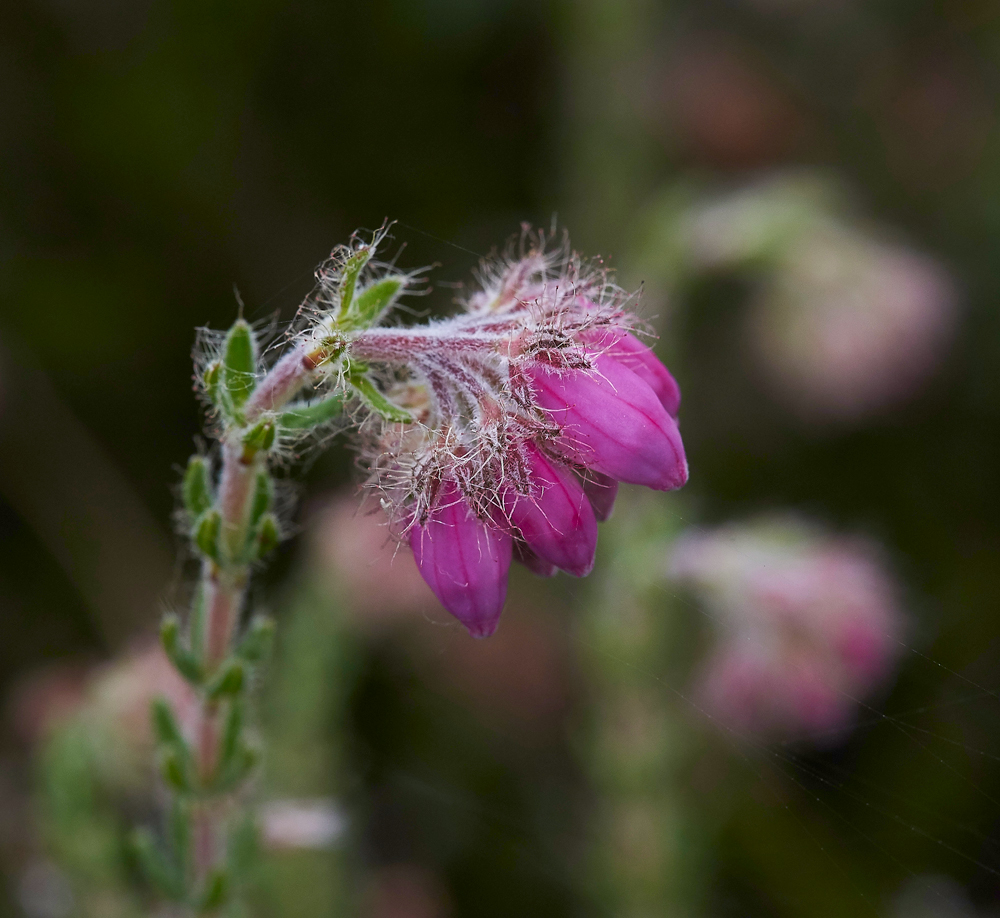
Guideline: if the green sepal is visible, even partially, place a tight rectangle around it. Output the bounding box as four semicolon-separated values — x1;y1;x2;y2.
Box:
279;393;345;429
343;276;404;329
242;418;275;454
248;471;273;530
130;828;184;901
160;614;203;685
199;869;229;912
350;375;412;423
194;510;222;560
207;660;245;700
255;514;280;559
222;320;257;409
182;456;212;519
336;247;372;319
236;616;275;663
151;697;188;752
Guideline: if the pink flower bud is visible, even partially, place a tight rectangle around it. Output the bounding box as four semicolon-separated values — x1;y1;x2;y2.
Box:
409;481;512;638
513;540;558;577
582;472;619;522
581;328;682;417
504;443;597;577
528;354;688;491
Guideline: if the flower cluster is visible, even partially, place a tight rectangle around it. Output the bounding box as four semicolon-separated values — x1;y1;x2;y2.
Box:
347;234;688;637
677;173;958;423
668;517;902;739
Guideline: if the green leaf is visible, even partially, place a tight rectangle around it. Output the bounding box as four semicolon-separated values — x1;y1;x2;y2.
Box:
351;375;412;422
168;799;191;880
151;697;187;751
222;320;257;409
182;456;213;518
236;616;275;663
242;418;275;454
131;828;184;901
194;510;221;560
160;615;203;685
219;700;244;776
279;393;345;429
199;869;229;912
336;247;372;318
256;514;280;559
207;660;245;700
161;750;190;793
203;360;222;407
346;276;404;327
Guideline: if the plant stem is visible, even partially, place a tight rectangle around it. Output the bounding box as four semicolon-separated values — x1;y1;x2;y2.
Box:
184;350;319;910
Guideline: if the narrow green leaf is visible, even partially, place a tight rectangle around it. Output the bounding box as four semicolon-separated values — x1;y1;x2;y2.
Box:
161;615;203;685
255;514;280;558
242;418;275;454
200;869;229;912
351;375;412;423
203;361;222;407
219;700;244;775
347;276;404;327
131;828;184;901
161;750;190;793
207;661;245;700
236;616;275;663
222;320;256;408
182;456;212;518
151;697;186;751
279;393;345;429
168;799;191;881
194;511;221;560
336;247;372;318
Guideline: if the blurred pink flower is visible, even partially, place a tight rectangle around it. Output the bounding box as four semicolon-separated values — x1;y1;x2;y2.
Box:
669;518;903;740
750;226;958;422
311;495;438;626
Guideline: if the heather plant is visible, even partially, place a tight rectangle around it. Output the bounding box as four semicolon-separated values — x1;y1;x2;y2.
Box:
139;225;688;914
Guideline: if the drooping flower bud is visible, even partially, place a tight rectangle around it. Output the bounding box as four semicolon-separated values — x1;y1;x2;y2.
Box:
408;480;512;638
333;232;689;635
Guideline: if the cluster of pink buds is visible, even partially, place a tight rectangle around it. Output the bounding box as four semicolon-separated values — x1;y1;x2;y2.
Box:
668;518;902;740
344;233;688;637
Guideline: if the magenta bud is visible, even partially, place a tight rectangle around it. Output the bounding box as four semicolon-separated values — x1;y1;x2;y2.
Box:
528;355;688;491
409;481;512;638
581;472;618;522
582;328;682;417
513;540;557;578
505;444;597;577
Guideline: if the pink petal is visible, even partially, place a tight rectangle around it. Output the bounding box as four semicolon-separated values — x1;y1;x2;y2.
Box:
505;443;597;577
408;481;512;638
513;540;557;577
527;355;688;491
581;472;618;522
582;329;682;417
